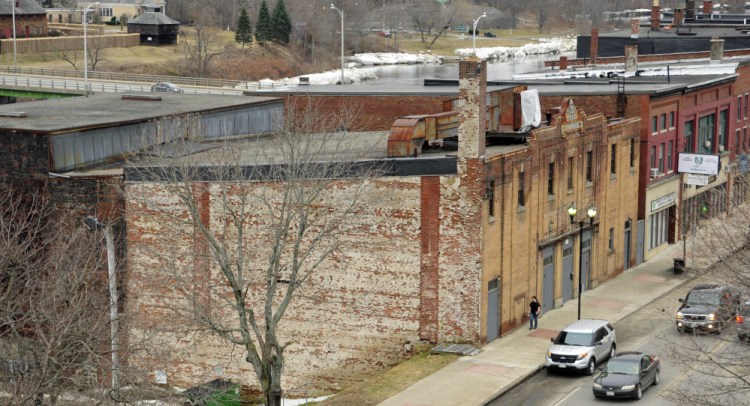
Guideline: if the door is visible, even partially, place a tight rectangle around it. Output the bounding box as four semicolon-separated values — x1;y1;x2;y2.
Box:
636;219;645;265
562;238;574;303
487;278;499;342
581;229;592;292
624;219;632;270
542;246;555;313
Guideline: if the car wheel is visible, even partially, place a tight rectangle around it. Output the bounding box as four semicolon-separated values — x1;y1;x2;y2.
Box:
608;344;616;360
635;384;643;400
586;358;596;376
653;368;660;386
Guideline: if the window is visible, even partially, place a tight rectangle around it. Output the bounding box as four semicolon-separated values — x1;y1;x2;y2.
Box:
684;119;694;153
100;8;113;17
651;116;658;133
698;114;715;154
737;129;741;153
585;150;593;183
661;113;667;131
738;96;742;121
669;112;675;128
650;145;656;172
610;144;617;175
649;209;669;249
567;156;574;190
548;162;555;196
630;139;636;168
667;141;673;172
48;15;52;22
658;143;664;173
745;94;748;119
719;109;728;152
488;181;495;217
518;171;525;208
745;128;749;153
609;227;614;251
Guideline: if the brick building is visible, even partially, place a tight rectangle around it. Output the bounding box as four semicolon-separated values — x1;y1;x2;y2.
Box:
122;59;640;393
0;0;48;39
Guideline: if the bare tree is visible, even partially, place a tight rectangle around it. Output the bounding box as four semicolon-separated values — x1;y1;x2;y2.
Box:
408;0;456;50
59;36;107;73
125;99;383;405
0;186;112;405
654;172;750;406
181;24;223;78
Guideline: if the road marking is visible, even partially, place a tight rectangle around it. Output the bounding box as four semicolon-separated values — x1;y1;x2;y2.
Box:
553;386;582;406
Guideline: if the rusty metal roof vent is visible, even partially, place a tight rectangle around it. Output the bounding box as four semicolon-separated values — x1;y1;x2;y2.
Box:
0;111;27;118
121;94;162;101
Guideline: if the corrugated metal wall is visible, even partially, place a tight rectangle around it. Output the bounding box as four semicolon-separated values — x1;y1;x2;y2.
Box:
50;101;283;172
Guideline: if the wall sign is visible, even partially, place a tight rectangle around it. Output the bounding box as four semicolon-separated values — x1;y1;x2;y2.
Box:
651;192;676;212
677;153;720;175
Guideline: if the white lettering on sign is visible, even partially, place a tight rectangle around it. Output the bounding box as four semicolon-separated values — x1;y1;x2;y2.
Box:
651;192;676;212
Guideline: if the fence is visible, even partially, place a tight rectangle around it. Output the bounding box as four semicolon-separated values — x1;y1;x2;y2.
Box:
0;33;139;54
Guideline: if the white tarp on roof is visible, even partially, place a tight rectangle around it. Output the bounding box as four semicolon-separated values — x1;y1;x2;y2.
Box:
520;89;541;133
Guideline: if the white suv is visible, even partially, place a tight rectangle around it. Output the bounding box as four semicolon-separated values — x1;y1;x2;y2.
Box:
545;319;617;375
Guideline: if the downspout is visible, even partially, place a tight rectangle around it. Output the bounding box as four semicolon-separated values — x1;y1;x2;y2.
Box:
499;156;506;335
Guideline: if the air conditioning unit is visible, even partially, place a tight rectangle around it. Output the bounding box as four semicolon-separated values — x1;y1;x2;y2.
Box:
724;163;732;173
704;140;711;148
718;145;725;152
650;168;659;178
683;183;691;189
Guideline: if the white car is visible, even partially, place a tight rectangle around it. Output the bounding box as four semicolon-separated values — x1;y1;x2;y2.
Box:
546;319;617;375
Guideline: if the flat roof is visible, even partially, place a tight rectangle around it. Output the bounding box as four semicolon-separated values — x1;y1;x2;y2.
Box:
242;83;516;97
599;27;750;38
0;93;280;134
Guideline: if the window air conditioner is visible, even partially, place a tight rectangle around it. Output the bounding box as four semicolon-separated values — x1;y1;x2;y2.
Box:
718;145;725;152
650;168;659;178
704;140;711;148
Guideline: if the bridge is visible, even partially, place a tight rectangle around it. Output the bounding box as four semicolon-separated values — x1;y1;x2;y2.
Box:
0;65;288;99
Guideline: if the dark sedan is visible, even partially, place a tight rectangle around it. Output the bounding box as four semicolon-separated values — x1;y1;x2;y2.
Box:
592;352;660;400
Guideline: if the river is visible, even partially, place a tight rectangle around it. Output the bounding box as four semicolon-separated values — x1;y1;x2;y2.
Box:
355;52;576;85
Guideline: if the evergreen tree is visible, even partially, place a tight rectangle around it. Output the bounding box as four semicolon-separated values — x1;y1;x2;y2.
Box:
235;8;253;48
270;0;292;44
255;0;272;46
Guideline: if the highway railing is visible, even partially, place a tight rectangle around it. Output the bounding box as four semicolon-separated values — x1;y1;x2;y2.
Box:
0;65;284;91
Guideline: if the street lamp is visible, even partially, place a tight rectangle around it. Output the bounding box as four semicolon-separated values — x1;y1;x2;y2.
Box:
10;0;16;70
83;2;100;95
472;12;487;56
567;202;597;320
330;3;345;84
83;216;119;396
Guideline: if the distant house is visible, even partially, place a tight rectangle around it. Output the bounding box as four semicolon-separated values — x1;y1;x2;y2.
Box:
0;0;48;38
92;0;166;22
127;11;178;45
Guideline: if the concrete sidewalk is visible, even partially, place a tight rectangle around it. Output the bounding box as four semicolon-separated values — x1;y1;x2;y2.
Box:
379;212;748;406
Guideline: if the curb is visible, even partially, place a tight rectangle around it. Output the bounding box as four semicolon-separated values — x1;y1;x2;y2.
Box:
480;365;545;406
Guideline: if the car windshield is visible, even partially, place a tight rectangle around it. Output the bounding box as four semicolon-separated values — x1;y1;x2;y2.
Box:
603;359;639;375
553;331;593;346
685;291;721;306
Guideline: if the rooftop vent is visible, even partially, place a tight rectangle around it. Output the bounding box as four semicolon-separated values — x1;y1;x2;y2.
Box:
0;111;27;118
121;94;162;101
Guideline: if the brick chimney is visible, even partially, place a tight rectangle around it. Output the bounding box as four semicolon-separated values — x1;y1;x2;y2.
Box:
559;56;568;70
710;37;724;63
686;0;696;19
457;57;487;161
590;28;599;65
631;18;640;38
674;7;684;27
703;0;713;14
625;45;638;73
651;0;661;32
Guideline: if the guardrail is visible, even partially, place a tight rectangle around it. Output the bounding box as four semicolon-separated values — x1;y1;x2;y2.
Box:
0;65;293;91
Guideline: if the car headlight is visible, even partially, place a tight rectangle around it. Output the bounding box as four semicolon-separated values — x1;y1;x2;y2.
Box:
547;352;552;359
576;353;589;360
621;384;636;391
593;383;602;389
707;313;716;321
676;311;683;320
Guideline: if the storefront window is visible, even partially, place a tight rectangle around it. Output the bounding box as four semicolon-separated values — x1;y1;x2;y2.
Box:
698;114;715;154
719;110;728;152
684;120;694;153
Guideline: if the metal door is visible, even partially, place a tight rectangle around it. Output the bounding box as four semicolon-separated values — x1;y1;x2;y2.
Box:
542;246;555;313
636;219;645;265
624;219;632;270
581;229;592;292
562;238;574;303
487;278;499;342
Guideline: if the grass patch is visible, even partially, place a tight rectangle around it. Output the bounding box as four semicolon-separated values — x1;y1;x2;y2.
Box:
317;351;460;406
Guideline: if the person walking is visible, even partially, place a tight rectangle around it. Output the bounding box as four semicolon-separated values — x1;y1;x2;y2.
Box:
529;296;540;330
